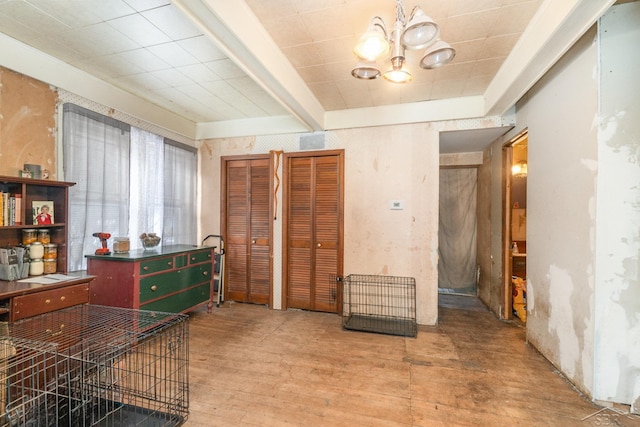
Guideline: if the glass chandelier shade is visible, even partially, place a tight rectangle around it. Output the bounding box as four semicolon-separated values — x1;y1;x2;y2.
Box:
420;40;456;69
401;7;439;49
353;17;389;60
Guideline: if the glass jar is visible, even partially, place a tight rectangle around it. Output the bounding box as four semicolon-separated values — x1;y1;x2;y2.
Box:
29;259;44;276
43;243;57;260
113;237;130;253
37;229;50;244
43;259;57;274
22;229;37;245
29;242;44;259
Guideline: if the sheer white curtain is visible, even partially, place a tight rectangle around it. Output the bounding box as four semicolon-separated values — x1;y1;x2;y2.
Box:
129;127;164;246
163;141;197;245
63;104;130;271
62;104;198;271
438;167;478;294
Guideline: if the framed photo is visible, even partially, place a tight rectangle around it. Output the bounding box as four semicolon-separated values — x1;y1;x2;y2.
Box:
33;201;54;225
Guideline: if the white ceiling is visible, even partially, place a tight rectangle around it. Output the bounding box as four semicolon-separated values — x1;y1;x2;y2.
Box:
0;0;615;152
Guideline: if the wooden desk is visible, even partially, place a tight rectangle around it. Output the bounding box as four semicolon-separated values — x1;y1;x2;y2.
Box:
0;272;94;321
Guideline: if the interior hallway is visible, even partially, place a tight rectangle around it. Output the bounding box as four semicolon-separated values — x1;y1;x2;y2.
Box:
185;296;610;426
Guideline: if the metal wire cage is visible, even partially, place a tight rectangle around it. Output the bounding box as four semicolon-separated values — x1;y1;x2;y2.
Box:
342;274;417;338
0;305;189;426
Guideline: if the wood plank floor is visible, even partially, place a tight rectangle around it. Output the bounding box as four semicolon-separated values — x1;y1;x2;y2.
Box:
184;295;607;426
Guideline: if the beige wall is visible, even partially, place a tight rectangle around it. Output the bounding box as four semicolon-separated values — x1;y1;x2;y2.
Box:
0;67;57;178
200;123;441;325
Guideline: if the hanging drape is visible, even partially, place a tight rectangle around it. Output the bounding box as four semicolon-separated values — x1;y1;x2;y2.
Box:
162;140;197;245
438;167;478;293
63;104;131;271
129;127;165;244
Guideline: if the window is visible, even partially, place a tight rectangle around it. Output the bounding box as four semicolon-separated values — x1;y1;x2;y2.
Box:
62;104;197;271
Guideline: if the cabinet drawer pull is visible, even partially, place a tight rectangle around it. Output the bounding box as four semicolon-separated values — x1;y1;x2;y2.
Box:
203;271;209;276
143;266;149;271
191;257;196;261
151;285;158;291
45;299;51;304
60;296;66;302
168;261;172;266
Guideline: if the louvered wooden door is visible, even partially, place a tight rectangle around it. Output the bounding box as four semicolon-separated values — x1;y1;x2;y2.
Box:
284;151;343;313
224;157;271;305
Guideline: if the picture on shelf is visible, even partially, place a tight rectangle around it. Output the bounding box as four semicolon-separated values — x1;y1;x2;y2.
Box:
32;201;54;225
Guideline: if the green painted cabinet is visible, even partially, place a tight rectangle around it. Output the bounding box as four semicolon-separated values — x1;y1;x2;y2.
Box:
87;244;214;314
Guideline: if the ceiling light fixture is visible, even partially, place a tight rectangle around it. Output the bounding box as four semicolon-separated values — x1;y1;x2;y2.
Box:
512;160;528;178
352;0;455;83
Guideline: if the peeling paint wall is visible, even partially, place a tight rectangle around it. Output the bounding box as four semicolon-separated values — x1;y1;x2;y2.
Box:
594;2;640;405
489;27;599;396
199;124;441;325
0;67;57;177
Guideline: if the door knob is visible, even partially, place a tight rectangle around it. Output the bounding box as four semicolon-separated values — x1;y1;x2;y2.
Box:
252;240;256;244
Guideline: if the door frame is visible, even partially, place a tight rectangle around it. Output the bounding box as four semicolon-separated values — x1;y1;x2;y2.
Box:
501;130;528;320
281;149;345;312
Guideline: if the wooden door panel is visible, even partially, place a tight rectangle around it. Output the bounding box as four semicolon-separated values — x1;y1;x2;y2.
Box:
224;157;271;305
286;153;343;313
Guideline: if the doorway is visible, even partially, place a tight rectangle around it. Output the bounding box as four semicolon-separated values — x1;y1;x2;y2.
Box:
438;167;478;296
502;131;528;320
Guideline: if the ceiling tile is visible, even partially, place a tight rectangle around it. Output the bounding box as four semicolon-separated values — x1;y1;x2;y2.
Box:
108;13;171;47
146;42;199;67
124;0;172;12
142;4;202;40
178;36;227;62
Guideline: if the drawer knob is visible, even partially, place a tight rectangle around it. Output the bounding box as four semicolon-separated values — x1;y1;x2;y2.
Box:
45;299;51;304
203;271;209;276
151;285;158;291
191;257;196;261
168;261;172;266
144;266;149;271
60;296;66;302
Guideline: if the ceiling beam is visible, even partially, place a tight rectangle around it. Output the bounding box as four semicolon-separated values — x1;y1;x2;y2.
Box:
484;0;616;116
173;0;325;133
325;96;486;131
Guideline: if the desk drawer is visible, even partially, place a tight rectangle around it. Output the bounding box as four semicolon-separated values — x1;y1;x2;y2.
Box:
140;256;174;275
139;264;212;303
12;284;89;321
189;249;212;264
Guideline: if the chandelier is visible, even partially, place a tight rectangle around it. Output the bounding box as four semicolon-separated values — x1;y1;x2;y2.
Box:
351;0;456;83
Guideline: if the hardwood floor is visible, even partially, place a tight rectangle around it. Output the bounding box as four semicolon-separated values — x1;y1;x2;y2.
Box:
185;296;605;426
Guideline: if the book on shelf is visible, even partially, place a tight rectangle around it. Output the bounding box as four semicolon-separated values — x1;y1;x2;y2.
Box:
14;193;22;225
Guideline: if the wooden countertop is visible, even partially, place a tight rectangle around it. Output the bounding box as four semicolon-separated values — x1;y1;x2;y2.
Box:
0;271;95;299
85;244;215;262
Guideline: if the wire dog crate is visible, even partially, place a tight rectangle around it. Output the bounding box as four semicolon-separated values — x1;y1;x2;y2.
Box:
342;274;417;337
0;305;189;426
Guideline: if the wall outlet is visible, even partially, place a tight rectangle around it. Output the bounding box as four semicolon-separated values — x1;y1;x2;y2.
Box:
390;200;404;210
